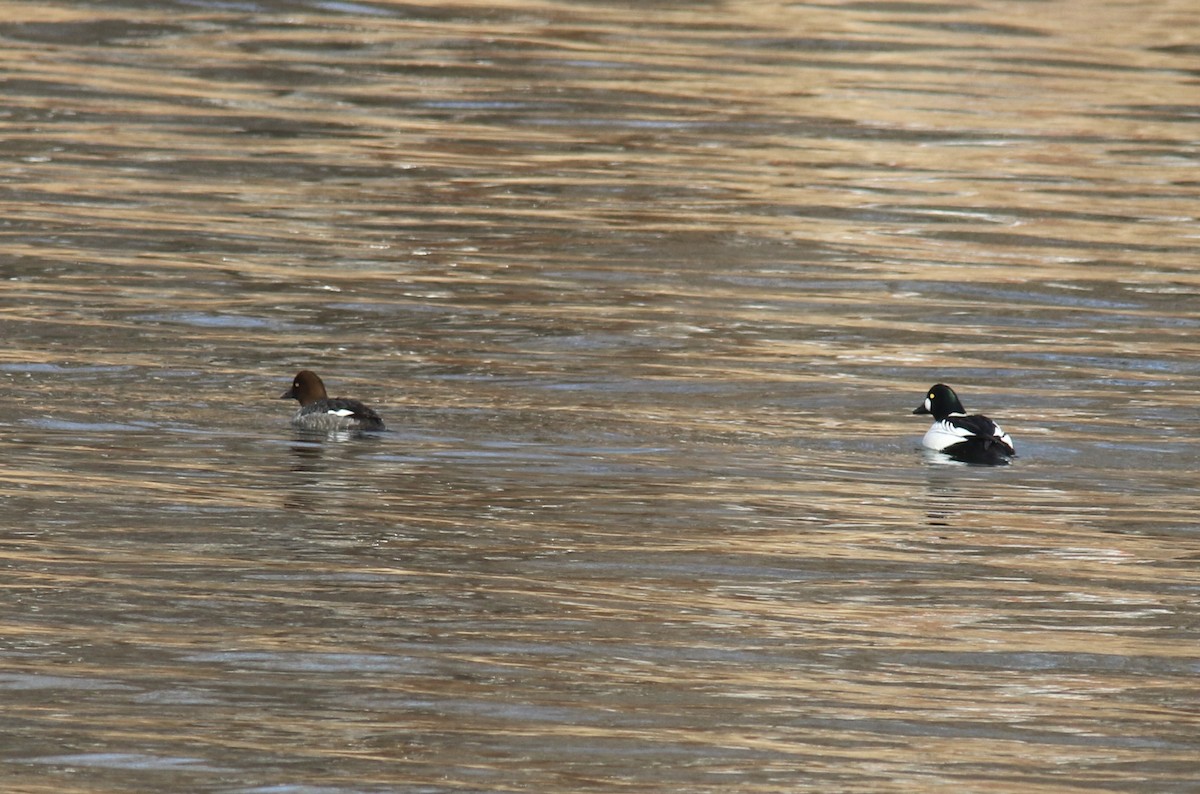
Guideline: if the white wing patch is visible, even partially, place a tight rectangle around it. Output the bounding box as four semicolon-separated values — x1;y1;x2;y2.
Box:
328;408;356;418
923;420;973;451
924;418;1013;453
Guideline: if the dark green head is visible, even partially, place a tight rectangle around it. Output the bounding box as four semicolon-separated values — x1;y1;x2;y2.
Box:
913;383;966;420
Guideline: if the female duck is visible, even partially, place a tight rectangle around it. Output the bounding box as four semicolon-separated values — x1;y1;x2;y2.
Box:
280;370;386;433
913;383;1014;465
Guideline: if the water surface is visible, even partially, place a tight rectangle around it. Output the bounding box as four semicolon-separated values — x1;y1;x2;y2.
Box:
1;0;1198;791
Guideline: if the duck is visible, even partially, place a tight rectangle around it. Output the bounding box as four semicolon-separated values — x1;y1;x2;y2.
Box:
280;370;386;433
913;383;1014;465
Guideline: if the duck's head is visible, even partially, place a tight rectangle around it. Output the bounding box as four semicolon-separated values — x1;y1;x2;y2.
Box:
280;370;328;406
913;383;965;420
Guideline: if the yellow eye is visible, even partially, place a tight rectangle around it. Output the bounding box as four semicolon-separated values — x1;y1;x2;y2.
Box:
928;392;935;399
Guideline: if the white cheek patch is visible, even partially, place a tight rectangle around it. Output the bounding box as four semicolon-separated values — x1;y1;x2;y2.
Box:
328;408;356;418
923;397;932;412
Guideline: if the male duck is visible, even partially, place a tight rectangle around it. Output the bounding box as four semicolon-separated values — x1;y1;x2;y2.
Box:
913;383;1014;465
280;370;386;433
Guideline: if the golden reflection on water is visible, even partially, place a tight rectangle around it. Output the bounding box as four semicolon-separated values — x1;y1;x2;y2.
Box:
0;0;1198;791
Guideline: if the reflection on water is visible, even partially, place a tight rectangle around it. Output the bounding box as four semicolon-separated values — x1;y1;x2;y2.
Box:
1;0;1198;790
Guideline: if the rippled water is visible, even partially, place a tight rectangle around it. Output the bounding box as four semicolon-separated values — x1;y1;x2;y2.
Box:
2;0;1198;791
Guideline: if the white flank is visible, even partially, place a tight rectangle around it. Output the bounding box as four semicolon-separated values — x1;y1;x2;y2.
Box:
922;420;973;451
